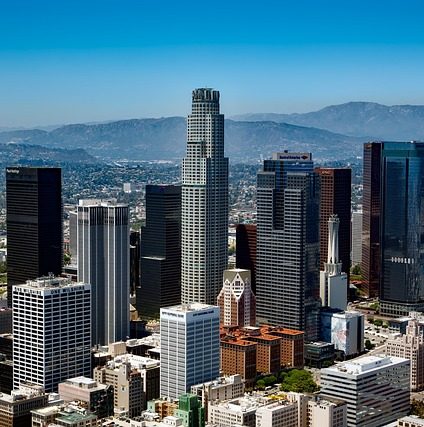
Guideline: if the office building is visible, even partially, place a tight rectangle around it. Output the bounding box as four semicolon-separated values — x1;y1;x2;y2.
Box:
361;142;382;298
255;400;299;427
320;309;364;357
160;304;220;400
191;375;244;420
266;328;305;369
315;168;351;282
386;316;424;391
147;399;178;420
181;88;229;305
0;383;47;427
6;167;62;307
0;355;13;394
319;215;347;311
256;152;320;341
398;416;424;427
220;337;257;386
307;396;347;427
175;394;205;427
130;230;140;298
304;342;335;368
69;210;78;262
13;277;91;392
217;269;256;327
377;142;424;315
139;185;181;319
77;199;129;345
58;377;114;418
320;355;410;426
351;211;362;267
236;224;257;293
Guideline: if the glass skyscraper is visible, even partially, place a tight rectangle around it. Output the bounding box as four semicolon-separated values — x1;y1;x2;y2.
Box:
378;141;424;316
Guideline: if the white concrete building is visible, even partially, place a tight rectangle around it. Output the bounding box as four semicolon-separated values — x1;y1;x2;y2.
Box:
307;396;346;427
77;199;129;346
320;215;347;311
255;400;298;427
386;316;424;391
181;88;229;305
160;303;220;399
320;355;410;427
13;277;91;392
398;416;424;427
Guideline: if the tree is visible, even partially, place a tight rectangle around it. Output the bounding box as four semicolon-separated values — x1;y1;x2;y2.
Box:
279;369;319;393
256;379;265;390
263;375;277;386
351;264;361;275
365;339;374;350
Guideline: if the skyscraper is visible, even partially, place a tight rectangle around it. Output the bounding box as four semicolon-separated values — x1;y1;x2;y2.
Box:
315;167;351;282
351;210;363;267
160;303;220;400
361;142;382;298
217;269;256;327
6;167;62;307
256;152;320;341
139;185;181;320
181;88;228;305
319;215;347;311
130;230;140;297
12;276;91;392
377;141;424;316
77;199;129;346
236;224;257;293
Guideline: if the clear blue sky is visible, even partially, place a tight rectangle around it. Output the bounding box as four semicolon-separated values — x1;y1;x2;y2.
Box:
1;0;424;127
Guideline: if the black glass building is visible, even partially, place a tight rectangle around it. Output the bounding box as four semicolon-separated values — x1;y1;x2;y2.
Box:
138;184;181;319
6;167;62;307
378;141;424;316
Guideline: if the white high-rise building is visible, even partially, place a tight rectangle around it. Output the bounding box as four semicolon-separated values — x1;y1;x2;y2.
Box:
320;355;410;427
160;303;220;399
320;215;347;311
77;199;129;346
12;276;91;392
181;88;229;305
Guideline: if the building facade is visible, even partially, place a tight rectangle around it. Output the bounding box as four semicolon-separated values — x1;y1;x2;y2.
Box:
256;152;320;340
160;304;220;399
320;355;410;427
217;269;256;327
77;199;129;345
6;167;62;307
315;167;351;282
13;277;91;392
386;316;424;391
139;185;181;319
236;224;257;293
351;211;362;267
181;88;228;305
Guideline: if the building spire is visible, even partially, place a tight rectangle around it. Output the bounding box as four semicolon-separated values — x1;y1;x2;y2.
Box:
325;214;342;276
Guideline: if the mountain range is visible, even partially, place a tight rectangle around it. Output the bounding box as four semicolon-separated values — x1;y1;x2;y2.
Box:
1;102;423;162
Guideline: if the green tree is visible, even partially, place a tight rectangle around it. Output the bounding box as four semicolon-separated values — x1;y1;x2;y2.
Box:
365;339;374;350
256;379;265;390
373;319;383;327
263;375;277;386
279;369;318;393
0;261;6;274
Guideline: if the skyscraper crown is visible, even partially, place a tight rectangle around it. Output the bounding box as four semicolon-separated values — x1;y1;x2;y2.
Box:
192;88;220;102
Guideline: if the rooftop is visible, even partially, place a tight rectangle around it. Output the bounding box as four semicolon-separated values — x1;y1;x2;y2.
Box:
161;303;218;313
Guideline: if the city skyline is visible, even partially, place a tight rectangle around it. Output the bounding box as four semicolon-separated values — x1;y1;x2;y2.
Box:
1;1;424;126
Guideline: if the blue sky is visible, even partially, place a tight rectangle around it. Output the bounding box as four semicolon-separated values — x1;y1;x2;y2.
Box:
1;0;424;127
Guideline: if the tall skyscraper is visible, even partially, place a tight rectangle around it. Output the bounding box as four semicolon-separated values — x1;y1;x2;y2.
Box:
77;199;129;346
319;215;347;311
315;167;351;282
351;210;363;267
236;224;257;293
130;230;140;297
12;276;91;392
181;88;229;305
160;303;220;400
378;141;424;316
139;185;181;320
6;167;62;307
217;269;256;327
361;142;382;298
256;152;320;341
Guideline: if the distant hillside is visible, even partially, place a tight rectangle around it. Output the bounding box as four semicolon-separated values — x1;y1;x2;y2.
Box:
231;102;424;140
0;117;363;162
0;143;96;165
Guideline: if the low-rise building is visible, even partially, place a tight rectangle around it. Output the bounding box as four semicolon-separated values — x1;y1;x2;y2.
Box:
58;376;114;418
307;396;346;427
147;398;178;420
255;400;298;427
398;415;424;427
